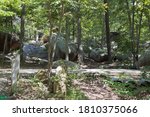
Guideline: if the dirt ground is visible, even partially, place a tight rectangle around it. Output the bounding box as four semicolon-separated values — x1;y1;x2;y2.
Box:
73;79;120;100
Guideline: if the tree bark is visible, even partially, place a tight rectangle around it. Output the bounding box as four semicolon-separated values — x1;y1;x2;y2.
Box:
65;16;69;61
20;4;25;62
58;0;64;33
47;4;53;74
131;0;136;68
2;34;8;66
72;18;76;42
104;0;111;62
76;0;83;64
101;13;105;49
135;12;143;68
46;1;55;93
148;16;150;32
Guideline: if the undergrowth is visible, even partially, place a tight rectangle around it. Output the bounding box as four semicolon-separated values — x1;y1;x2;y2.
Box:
103;78;150;100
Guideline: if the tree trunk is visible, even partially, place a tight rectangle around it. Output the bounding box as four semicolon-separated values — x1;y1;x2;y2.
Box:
148;16;150;32
104;0;111;62
72;19;76;42
101;14;105;49
65;17;69;61
135;12;143;68
131;0;136;68
47;5;53;74
58;0;64;33
77;17;81;49
76;0;83;64
46;1;54;93
20;4;25;62
2;34;8;66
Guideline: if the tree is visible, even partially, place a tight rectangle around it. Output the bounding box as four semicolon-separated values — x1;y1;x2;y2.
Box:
65;16;70;61
20;4;25;62
104;0;111;62
125;0;147;68
0;0;20;32
76;0;84;64
0;0;149;68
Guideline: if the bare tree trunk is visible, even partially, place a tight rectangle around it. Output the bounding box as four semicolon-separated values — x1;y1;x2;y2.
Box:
20;4;25;62
65;17;69;61
101;14;105;49
47;5;53;75
131;0;136;68
58;0;64;33
104;0;111;62
135;12;143;68
3;35;8;54
2;34;8;66
72;19;76;42
76;0;83;64
46;2;54;93
125;0;132;29
2;18;8;66
77;18;81;48
148;16;150;32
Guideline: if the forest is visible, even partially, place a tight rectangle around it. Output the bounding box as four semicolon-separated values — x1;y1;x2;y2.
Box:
0;0;150;100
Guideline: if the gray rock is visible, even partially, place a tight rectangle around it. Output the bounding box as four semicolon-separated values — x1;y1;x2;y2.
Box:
23;44;48;59
23;37;78;61
111;77;123;82
114;54;130;61
139;48;150;67
89;48;108;62
138;79;150;86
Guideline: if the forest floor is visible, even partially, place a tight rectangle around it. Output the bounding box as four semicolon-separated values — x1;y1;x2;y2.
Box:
0;59;149;100
73;79;120;100
0;71;135;100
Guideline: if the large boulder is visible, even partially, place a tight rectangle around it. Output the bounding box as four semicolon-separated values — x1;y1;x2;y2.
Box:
139;48;150;67
53;37;78;61
23;44;48;59
113;53;130;62
89;48;108;62
82;39;100;55
23;35;78;61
